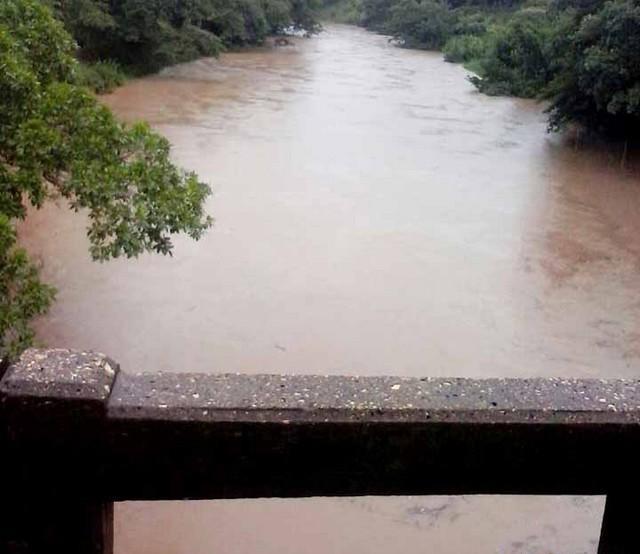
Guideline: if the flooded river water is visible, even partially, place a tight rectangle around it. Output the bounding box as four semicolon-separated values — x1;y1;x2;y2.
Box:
19;23;640;554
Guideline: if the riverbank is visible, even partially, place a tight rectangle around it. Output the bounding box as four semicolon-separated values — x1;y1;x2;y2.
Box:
320;0;640;138
79;35;308;95
54;0;319;95
321;1;547;94
22;23;640;554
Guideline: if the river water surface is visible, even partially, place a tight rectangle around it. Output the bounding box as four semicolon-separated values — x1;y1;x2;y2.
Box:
20;24;640;554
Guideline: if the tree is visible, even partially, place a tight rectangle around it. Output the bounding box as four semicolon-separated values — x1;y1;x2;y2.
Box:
545;0;640;136
0;0;212;362
0;216;55;363
47;0;116;58
388;0;454;50
48;0;321;73
470;9;556;97
361;0;395;30
72;0;224;70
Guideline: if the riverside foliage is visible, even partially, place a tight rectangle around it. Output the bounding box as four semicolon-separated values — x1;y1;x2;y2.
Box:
47;0;321;76
323;0;640;137
1;0;322;362
0;0;213;361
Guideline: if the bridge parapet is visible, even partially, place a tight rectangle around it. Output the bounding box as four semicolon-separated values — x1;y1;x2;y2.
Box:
1;348;638;553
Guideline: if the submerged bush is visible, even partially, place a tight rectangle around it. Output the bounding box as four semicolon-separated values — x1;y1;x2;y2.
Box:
75;60;127;93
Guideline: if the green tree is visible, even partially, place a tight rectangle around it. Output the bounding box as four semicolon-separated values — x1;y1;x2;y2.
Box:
0;0;212;362
388;0;454;49
47;0;116;57
0;215;55;363
49;0;320;74
319;0;364;24
88;0;223;71
361;0;394;29
470;9;556;97
545;0;640;135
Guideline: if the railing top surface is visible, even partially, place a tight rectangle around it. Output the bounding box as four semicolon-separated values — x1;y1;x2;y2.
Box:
109;371;640;424
4;349;640;425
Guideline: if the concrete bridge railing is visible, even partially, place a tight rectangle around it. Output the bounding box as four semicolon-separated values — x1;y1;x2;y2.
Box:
1;348;639;553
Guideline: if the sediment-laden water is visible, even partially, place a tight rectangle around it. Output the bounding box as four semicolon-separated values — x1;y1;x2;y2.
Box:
20;24;640;554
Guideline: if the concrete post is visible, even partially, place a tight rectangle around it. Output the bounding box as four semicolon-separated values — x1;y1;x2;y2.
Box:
0;349;119;554
598;493;637;554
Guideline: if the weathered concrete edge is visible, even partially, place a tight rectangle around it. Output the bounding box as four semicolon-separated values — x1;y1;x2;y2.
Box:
3;349;640;425
0;348;119;402
108;369;640;424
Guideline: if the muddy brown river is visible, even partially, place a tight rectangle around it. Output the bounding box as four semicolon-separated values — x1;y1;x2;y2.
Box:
19;24;640;554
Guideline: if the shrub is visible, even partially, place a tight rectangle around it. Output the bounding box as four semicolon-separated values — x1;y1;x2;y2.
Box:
47;0;320;74
361;0;395;30
469;10;555;96
443;33;487;62
452;7;491;35
545;0;640;136
75;60;127;93
388;0;454;49
320;0;364;23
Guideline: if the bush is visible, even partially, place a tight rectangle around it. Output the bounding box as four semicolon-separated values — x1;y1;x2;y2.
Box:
388;0;454;49
545;0;640;136
320;0;364;23
469;10;555;96
361;0;395;29
452;7;491;35
48;0;320;75
75;60;127;93
443;33;487;62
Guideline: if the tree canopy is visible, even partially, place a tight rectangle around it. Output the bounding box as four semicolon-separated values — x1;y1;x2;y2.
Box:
48;0;321;73
0;0;212;361
546;0;640;134
387;0;454;49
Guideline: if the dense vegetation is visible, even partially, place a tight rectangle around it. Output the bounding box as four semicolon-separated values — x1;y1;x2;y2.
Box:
321;0;640;137
47;0;321;82
0;0;213;363
319;0;369;22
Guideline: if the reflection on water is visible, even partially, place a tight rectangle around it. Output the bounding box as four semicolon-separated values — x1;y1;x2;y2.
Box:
19;24;640;554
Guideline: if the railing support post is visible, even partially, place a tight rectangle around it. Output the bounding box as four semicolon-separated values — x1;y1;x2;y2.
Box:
598;493;637;554
1;497;113;554
0;349;119;554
